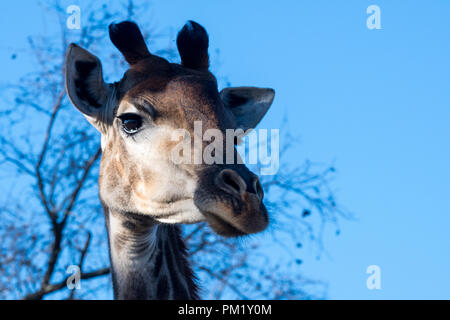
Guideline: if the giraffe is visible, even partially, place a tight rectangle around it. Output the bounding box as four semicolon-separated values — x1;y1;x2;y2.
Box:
65;20;275;299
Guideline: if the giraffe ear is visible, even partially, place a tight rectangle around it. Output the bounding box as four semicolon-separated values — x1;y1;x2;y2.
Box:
221;87;275;132
65;43;113;132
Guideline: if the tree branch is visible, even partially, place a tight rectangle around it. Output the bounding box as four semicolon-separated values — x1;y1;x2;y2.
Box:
198;266;249;300
23;267;110;300
61;147;102;227
35;90;65;224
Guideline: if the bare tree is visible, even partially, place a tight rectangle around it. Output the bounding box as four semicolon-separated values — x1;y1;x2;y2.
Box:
0;0;349;300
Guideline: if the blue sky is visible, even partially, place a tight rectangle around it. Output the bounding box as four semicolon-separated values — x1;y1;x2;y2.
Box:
1;0;450;299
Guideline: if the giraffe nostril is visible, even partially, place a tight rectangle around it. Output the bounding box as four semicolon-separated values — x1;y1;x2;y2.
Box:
216;169;246;196
252;178;264;200
223;174;241;193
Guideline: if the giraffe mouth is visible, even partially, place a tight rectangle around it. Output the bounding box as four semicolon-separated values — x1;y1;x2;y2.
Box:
201;210;249;237
196;196;269;238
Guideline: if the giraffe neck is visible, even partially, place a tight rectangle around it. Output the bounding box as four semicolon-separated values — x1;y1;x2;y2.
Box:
104;208;198;300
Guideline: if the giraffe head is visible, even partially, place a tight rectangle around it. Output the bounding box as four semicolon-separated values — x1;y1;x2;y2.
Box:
65;21;275;237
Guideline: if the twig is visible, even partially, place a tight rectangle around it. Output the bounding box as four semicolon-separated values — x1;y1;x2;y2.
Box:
23;267;110;300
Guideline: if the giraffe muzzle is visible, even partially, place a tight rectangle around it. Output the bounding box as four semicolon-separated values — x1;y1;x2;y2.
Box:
194;167;268;237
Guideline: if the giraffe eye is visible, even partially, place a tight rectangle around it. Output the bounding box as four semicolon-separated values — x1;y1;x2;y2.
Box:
118;113;143;134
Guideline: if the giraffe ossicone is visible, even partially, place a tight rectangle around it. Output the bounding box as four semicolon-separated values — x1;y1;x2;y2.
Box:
65;20;275;299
